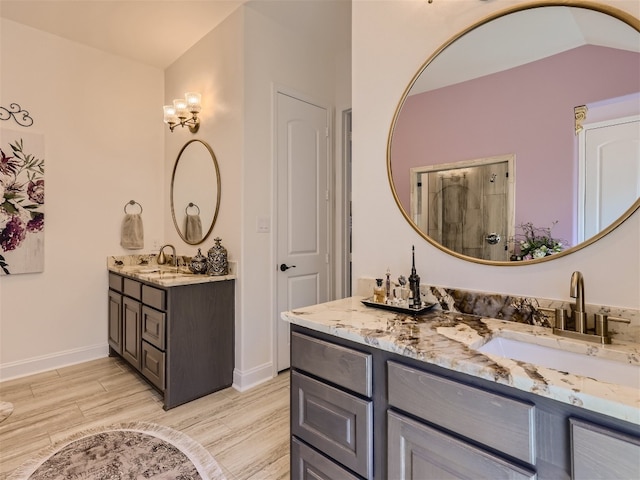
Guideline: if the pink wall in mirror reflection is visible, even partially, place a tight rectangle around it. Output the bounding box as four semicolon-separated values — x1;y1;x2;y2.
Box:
392;45;640;247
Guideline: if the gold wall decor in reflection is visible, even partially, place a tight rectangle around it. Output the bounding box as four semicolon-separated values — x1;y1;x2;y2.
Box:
575;105;588;135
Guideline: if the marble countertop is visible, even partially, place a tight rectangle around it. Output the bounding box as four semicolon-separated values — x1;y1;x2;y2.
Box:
282;296;640;425
108;264;236;287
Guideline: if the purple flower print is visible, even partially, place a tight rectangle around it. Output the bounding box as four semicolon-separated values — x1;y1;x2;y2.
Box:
0;216;26;252
27;212;44;232
27;179;44;204
0;148;19;176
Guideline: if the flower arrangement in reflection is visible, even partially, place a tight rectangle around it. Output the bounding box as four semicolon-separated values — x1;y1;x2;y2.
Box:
517;221;565;260
0;138;45;274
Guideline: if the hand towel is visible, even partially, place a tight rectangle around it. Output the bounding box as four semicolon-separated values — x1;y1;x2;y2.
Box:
121;213;144;249
185;214;203;243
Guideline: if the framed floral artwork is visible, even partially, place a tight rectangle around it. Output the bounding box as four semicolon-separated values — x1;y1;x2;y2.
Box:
0;128;45;275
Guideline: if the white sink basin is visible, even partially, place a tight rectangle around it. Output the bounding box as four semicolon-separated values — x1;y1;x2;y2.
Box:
135;267;195;279
477;336;640;388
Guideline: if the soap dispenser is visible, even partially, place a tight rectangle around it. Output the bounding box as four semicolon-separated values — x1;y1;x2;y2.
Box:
373;279;385;303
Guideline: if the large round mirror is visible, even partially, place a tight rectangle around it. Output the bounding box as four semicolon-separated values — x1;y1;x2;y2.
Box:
171;139;221;245
388;2;639;265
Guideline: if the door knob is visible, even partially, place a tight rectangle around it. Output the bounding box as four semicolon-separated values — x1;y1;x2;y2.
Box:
485;233;501;245
280;263;296;271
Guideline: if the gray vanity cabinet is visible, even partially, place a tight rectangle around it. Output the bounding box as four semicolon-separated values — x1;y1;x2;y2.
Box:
570;418;640;479
290;332;373;479
108;272;235;409
290;324;640;480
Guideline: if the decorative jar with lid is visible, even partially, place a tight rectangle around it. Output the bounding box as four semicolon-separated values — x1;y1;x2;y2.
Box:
189;248;208;274
207;237;229;276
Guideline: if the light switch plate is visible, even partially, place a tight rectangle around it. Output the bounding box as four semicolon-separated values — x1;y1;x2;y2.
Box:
257;216;270;233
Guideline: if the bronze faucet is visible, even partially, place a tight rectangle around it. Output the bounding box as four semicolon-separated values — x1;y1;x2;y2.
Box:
157;244;178;271
554;271;610;344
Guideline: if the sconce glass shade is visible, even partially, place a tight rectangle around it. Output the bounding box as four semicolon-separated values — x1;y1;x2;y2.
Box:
173;98;189;119
185;92;202;114
164;92;201;133
163;105;178;125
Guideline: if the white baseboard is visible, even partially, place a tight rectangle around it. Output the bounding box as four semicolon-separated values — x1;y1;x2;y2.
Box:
0;343;109;382
232;362;274;392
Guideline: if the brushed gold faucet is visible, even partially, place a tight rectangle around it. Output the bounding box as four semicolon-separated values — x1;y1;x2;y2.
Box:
570;271;587;333
554;271;610;344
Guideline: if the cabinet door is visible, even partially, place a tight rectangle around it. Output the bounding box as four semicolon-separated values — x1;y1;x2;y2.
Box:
122;297;142;369
291;371;372;478
141;341;165;390
107;290;122;354
388;411;536;480
571;418;640;479
291;437;360;480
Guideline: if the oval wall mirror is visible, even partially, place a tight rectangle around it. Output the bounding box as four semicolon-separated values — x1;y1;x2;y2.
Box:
388;2;639;265
171;139;221;245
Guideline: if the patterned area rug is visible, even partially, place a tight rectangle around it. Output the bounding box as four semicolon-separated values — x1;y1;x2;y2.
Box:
0;401;14;423
8;422;226;480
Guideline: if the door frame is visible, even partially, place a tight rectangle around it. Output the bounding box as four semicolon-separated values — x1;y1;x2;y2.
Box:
410;154;515;258
271;84;334;376
342;109;352;298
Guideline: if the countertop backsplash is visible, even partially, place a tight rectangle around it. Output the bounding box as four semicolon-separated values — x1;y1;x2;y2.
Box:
357;277;639;343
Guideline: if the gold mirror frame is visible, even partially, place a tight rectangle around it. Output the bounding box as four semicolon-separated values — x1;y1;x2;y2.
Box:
170;139;221;245
387;1;640;266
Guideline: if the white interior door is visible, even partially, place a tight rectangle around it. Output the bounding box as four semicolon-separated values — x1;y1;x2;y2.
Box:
580;117;640;241
276;92;330;372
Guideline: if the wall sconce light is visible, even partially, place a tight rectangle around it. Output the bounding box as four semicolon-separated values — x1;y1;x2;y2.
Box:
163;92;201;133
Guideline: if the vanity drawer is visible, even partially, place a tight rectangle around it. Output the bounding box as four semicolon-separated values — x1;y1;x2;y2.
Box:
291;331;372;397
108;273;123;292
142;285;166;311
292;371;372;478
291;437;360;480
141;306;166;350
123;278;142;300
141;341;165;391
388;361;536;465
388;411;536;480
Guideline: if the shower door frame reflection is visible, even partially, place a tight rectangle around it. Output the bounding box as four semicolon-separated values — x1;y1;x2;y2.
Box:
410;154;515;261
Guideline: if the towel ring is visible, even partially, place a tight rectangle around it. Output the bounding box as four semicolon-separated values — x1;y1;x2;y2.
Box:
124;200;143;214
186;202;200;215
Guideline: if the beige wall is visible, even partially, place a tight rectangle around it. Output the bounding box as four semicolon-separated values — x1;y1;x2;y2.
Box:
351;0;639;309
0;19;164;378
0;3;350;386
164;5;350;389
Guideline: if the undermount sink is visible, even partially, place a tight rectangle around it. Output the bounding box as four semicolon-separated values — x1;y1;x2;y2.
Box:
134;267;195;279
477;336;640;389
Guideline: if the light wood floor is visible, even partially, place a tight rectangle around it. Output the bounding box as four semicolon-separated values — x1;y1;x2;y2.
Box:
0;357;290;480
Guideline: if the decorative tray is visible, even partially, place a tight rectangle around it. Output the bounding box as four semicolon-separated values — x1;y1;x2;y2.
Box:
361;297;436;315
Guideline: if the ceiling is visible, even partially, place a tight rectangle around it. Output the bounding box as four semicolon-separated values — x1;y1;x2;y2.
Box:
0;0;351;69
411;5;640;94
